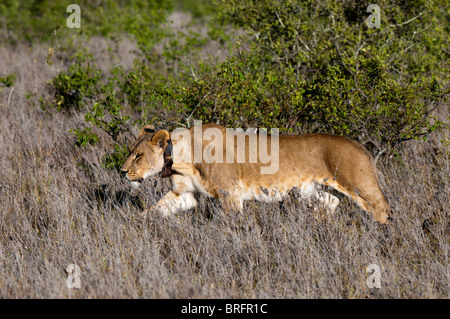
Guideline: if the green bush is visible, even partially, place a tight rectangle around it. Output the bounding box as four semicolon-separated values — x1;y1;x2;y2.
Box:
84;97;130;142
48;52;102;110
182;46;446;154
0;73;16;88
103;144;130;172
178;0;449;155
71;127;99;147
219;0;449;83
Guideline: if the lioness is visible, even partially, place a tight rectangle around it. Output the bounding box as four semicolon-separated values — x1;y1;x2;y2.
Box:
121;123;391;223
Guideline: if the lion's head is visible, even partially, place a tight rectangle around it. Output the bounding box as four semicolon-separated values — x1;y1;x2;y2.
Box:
121;124;171;188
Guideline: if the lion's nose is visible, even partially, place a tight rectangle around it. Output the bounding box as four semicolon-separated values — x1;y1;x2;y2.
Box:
120;168;129;176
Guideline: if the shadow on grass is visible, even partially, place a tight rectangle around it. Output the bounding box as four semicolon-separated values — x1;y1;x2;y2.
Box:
88;183;145;211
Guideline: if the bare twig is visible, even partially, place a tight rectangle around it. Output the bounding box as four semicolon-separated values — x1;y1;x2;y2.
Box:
275;12;285;28
374;148;387;164
7;86;15;106
389;11;425;27
186;91;211;127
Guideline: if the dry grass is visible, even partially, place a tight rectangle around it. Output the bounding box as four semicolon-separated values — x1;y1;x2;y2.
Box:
0;42;448;299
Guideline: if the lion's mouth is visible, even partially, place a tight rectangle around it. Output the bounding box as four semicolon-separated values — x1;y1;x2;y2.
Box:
129;179;143;189
124;174;144;188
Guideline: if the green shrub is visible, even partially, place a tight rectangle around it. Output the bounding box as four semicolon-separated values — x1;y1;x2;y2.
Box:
0;73;16;88
219;0;449;83
182;47;446;155
71;127;99;147
84;94;131;142
180;0;449;156
103;144;130;172
48;52;102;111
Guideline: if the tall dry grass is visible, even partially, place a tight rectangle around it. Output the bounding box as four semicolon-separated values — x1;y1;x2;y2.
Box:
0;41;448;299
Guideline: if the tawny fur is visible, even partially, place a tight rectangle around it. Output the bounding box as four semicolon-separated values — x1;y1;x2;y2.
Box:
121;123;391;223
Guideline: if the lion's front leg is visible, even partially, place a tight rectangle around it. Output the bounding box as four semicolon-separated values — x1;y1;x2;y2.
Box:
217;191;244;213
151;191;197;217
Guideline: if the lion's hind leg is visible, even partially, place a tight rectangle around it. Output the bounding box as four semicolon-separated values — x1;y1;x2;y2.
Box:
299;183;340;218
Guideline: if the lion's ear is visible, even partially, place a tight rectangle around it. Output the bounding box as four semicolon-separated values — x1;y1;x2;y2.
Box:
150;129;170;149
139;124;156;136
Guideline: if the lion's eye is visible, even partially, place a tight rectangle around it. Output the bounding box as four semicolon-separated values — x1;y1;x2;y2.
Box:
135;154;143;161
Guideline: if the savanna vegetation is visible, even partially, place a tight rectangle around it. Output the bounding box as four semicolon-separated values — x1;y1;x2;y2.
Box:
0;0;448;298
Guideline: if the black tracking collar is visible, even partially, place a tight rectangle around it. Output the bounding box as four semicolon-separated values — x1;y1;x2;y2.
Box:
160;139;173;178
